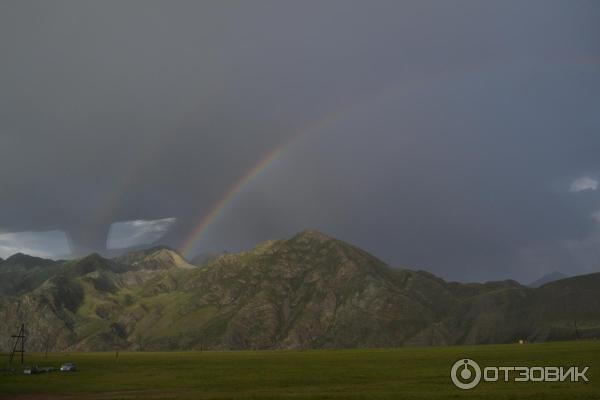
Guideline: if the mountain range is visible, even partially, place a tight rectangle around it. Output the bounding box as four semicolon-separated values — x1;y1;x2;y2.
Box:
1;230;598;352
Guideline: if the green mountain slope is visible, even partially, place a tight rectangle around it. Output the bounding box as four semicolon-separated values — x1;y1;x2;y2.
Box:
0;253;62;295
1;230;599;351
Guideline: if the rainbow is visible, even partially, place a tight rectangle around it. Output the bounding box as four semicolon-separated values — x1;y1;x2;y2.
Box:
179;110;346;258
178;80;409;258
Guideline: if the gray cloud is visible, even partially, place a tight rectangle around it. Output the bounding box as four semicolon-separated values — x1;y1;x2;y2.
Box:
570;177;598;192
0;1;599;281
0;230;70;259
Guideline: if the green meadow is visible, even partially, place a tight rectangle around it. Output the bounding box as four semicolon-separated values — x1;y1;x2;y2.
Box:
1;341;598;399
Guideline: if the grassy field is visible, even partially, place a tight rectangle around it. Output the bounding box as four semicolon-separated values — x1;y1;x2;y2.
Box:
0;341;598;399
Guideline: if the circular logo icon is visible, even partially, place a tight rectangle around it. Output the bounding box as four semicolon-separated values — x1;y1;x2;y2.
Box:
451;358;482;389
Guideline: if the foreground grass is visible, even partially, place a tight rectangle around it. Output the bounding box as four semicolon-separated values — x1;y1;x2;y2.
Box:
0;341;598;399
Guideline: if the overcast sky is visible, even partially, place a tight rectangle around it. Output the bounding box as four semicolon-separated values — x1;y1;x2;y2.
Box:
1;1;599;282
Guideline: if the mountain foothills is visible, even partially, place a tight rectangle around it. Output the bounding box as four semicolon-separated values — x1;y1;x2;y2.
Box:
0;230;599;352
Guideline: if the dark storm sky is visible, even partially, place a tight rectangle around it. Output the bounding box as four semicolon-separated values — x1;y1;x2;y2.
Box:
1;1;599;282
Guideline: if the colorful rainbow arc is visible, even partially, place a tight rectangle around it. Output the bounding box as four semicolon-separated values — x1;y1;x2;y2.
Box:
178;110;346;258
178;78;416;258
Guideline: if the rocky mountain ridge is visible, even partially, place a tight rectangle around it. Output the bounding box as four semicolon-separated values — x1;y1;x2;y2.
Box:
1;230;598;351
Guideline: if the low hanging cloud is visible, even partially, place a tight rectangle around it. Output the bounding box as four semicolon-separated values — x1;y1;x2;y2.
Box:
591;211;600;224
570;177;598;192
0;230;71;259
106;218;177;249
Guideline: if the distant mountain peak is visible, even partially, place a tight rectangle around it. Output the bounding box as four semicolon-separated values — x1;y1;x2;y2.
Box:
116;246;194;270
292;229;334;243
66;252;119;276
3;252;56;268
80;252;105;262
527;271;569;288
144;244;176;254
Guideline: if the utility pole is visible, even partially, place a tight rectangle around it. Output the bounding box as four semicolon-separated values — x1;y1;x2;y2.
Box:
9;324;26;366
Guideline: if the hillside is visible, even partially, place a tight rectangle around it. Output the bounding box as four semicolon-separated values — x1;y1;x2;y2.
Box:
1;230;599;351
